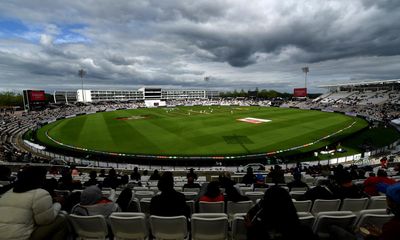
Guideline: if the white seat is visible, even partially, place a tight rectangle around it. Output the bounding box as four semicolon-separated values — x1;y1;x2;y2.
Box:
367;196;387;209
191;213;228;240
134;186;149;191
199;201;225;213
340;198;369;212
140;198;152;216
110;212;148;240
297;212;315;228
244;192;264;204
312;211;357;240
149;215;188;240
183;192;198;201
231;213;247;240
354;209;394;229
186;200;195;216
226;201;253;219
289;191;306;200
239;187;253;195
183;187;200;193
69;214;108;239
293;200;312;212
135;191;155;200
311;199;341;215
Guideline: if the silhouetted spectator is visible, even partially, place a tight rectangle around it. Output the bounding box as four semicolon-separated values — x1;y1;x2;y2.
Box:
84;170;99;187
199;181;224;202
116;188;139;212
130;167;141;181
187;168;198;180
245;186;318;240
287;172;309;191
149;169;161;181
242;167;257;185
267;165;285;184
150;172;189;218
183;176;201;189
103;168;120;189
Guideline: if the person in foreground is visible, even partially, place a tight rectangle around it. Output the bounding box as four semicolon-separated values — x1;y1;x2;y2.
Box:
150;171;189;218
245;185;318;240
0;166;68;240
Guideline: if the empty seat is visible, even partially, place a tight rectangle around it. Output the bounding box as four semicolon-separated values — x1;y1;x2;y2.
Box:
191;213;228;240
293;200;312;212
183;192;198;201
231;213;247;240
140;198;152;216
183;187;200;193
311;199;341;215
199;201;225;213
69;214;108;239
110;212;148;240
340;198;369;212
297;212;315;228
289;191;306;200
312;211;357;240
367;196;387;209
245;192;264;204
226;201;253;219
133;186;149;191
135;191;155;200
354;209;394;230
291;187;308;191
149;215;188;240
186;200;195;216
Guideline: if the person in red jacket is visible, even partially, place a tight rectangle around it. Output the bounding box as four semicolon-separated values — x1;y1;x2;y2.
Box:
199;181;224;202
363;169;396;196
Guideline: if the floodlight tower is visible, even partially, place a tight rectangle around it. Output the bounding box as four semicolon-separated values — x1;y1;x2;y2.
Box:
302;66;309;89
78;69;86;102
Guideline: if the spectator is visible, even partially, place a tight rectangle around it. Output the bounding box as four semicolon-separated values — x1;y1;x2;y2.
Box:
219;171;236;189
58;171;82;191
333;171;366;199
150;172;189;218
183;176;201;189
116;188;139;212
267;165;285;184
364;169;396;196
186;168;198;180
83;170;99;187
0;166;68;240
199;181;224;202
242;167;257;185
71;185;120;217
149;169;161;181
103;168;120;189
300;176;337;201
130;167;141;181
287;172;309;191
245;186;318;240
141;170;150;182
224;185;250;203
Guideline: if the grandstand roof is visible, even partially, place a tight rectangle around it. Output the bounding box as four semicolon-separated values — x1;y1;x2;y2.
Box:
319;79;400;88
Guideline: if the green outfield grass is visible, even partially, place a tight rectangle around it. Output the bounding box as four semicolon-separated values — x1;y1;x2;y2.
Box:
36;106;369;157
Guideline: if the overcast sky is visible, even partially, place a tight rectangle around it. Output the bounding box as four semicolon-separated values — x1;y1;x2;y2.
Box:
0;0;400;93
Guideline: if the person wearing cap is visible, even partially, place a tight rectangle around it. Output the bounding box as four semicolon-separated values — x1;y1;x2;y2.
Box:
71;185;119;217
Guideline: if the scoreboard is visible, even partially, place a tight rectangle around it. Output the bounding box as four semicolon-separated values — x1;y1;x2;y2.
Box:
23;90;46;110
293;88;307;97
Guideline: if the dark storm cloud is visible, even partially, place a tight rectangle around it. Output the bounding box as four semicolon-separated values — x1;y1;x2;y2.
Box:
0;0;400;92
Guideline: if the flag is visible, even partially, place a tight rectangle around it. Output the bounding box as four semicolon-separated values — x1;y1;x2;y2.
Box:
302;67;309;73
